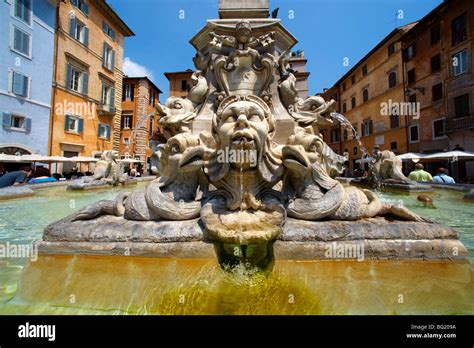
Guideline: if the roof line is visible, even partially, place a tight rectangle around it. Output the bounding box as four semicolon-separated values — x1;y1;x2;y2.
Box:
95;0;135;37
333;23;417;87
123;76;163;93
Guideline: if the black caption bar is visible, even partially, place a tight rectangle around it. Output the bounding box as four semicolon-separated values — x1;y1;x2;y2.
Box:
0;315;472;347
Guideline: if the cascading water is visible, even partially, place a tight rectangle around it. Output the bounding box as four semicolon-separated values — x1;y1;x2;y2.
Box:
330;112;382;190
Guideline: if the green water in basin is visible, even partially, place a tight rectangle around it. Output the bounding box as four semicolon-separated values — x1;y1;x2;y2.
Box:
0;184;473;314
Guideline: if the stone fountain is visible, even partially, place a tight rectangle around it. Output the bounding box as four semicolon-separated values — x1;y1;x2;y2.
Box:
38;2;467;269
349;146;432;192
67;150;137;190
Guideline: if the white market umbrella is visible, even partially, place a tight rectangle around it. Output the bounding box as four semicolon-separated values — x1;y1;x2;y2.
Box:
422;150;474;161
397;152;426;161
19;154;50;162
118;158;142;163
0;154;22;162
70;156;99;163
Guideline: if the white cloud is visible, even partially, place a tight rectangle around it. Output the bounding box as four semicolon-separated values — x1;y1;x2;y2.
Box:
123;57;154;80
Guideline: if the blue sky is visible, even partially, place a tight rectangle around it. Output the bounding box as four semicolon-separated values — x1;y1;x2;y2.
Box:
109;0;443;99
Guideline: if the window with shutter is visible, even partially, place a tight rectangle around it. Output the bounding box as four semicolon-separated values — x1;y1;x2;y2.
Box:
14;0;31;24
110;50;115;70
388;42;395;56
102;43;114;70
431;54;441;73
72;0;89;16
83;27;89;47
12;71;28;97
388;72;397;88
67;64;82;92
109;87;115;110
103;21;116;41
453;50;468;76
12;27;31;57
430;24;440;45
432;83;443;102
78;118;84;133
433;119;446;139
24;118;31;131
363;89;369;102
81;72;89;95
64;115;83;133
390;114;399;129
407;69;416;85
454;94;470;118
451;12;467;46
2;113;12;128
409;125;419;143
64;115;70;131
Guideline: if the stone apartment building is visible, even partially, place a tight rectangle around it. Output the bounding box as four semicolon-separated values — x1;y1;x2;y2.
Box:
288;50;310;100
322;23;417;172
0;0;56;160
120;76;162;168
48;0;134;170
402;0;474;176
164;69;193;98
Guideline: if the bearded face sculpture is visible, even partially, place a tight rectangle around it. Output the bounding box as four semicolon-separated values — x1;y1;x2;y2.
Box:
208;95;282;184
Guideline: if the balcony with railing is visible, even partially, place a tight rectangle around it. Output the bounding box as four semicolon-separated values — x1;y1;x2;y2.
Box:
445;114;474;133
97;103;115;116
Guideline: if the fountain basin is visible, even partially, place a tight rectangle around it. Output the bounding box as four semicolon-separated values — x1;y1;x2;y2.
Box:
38;216;467;261
4;255;472;315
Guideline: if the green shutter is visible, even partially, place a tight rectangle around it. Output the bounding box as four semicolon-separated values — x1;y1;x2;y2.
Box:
13;28;20;51
69;16;75;37
111;29;116;41
24;117;32;131
98;123;102;136
2;113;12;127
22;75;28;97
83;26;89;46
82;72;88;95
22;31;30;55
110;50;115;70
66;64;72;89
71;0;79;7
106;124;111;140
101;82;105;104
81;2;89;15
78;118;84;133
64;115;70;130
102;43;106;67
109;87;115;110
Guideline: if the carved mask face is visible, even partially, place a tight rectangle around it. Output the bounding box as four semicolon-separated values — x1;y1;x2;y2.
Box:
217;100;268;169
283;130;323;171
157;133;203;178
